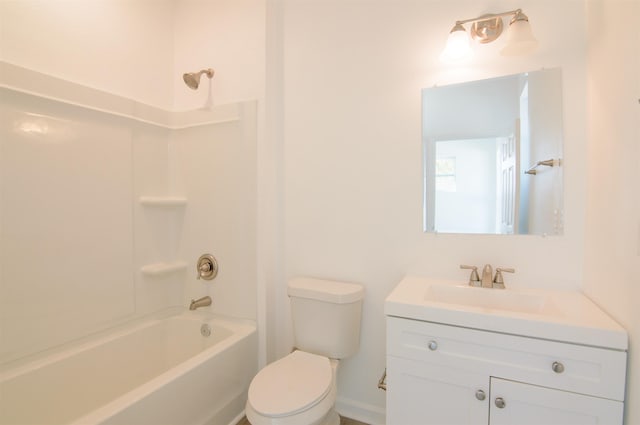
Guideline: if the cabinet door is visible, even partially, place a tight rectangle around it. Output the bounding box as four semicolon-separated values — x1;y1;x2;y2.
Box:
489;378;624;425
387;356;488;425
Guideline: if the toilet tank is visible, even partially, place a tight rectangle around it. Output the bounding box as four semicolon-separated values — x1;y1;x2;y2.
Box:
288;277;364;359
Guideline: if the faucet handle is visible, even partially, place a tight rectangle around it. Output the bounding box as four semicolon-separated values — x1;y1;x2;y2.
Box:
493;267;515;289
196;254;218;280
460;265;480;287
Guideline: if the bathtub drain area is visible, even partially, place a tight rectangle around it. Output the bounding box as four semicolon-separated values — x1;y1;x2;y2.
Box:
201;324;212;337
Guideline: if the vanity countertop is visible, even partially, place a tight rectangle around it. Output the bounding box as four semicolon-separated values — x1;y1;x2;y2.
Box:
385;276;627;350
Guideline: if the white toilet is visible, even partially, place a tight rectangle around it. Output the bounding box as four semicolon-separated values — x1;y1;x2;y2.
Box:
246;277;365;425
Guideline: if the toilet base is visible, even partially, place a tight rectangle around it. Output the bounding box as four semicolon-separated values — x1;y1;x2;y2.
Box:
245;406;340;425
325;409;340;425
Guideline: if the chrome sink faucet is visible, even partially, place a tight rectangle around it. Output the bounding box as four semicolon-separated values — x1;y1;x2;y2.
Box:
481;264;493;288
461;264;515;289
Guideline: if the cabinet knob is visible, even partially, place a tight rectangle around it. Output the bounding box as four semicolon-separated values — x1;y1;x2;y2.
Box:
428;340;438;351
552;361;565;373
494;397;506;409
475;390;486;401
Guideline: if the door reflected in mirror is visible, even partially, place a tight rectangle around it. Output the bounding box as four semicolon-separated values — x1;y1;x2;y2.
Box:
422;68;563;235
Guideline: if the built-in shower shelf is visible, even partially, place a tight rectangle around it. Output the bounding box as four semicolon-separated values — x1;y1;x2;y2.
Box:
139;196;187;207
140;261;188;277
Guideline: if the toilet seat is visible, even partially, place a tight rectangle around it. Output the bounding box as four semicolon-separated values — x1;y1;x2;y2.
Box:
248;350;333;418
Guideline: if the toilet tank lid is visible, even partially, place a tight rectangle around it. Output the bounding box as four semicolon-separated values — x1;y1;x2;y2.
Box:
288;277;364;304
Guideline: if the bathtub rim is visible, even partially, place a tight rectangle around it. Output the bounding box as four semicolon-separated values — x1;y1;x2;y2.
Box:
0;308;255;382
66;312;256;425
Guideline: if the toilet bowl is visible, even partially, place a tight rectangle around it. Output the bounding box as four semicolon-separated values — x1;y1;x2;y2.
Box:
245;277;364;425
245;351;339;425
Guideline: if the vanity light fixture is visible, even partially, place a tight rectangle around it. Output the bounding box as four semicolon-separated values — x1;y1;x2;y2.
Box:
441;9;538;61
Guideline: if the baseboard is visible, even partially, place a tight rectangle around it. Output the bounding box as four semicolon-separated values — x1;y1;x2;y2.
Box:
335;397;385;425
226;411;245;425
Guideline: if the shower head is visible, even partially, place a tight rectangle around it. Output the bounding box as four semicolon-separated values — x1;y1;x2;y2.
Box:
182;68;214;90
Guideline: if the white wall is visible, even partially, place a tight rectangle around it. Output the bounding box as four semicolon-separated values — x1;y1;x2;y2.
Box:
172;0;265;110
0;0;176;109
0;0;266;111
280;0;589;422
584;1;640;423
527;70;564;235
423;76;519;142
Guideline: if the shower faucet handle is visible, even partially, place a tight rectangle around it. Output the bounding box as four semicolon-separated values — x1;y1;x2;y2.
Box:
460;265;480;286
196;254;218;280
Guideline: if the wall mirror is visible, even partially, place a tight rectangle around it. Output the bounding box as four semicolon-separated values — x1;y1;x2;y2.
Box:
422;68;564;235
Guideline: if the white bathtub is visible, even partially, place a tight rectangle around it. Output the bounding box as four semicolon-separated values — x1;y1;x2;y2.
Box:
0;311;257;425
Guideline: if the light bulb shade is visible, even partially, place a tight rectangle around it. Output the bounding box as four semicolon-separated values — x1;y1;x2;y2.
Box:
440;25;472;62
500;18;538;56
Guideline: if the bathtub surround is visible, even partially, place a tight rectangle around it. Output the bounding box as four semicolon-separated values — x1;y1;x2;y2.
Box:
0;63;257;367
0;64;259;424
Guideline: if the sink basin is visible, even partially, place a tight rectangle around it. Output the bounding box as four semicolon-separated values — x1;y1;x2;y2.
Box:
425;283;550;314
385;276;628;350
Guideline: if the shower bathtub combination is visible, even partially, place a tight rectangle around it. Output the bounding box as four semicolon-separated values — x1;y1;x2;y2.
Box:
0;62;259;425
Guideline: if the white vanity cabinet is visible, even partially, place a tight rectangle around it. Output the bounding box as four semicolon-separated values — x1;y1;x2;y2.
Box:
488;378;623;424
386;317;627;425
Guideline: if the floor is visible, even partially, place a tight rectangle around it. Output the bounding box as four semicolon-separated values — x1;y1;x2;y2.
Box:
236;416;368;425
340;418;369;425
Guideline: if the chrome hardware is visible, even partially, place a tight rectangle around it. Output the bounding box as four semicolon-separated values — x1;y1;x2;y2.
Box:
378;369;387;391
552;361;565;373
495;397;506;408
481;264;493;288
462;264;512;289
196;254;218;280
525;158;561;175
428;340;438;351
200;323;211;337
493;267;515;289
460;265;480;286
183;68;215;90
475;389;486;401
189;295;212;310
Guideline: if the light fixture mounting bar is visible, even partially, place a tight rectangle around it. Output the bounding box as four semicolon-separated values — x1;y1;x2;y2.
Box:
452;9;523;44
441;7;538;60
454;9;522;26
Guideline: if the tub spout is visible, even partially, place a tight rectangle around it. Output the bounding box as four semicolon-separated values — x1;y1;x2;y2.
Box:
189;296;212;310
